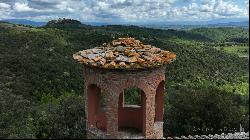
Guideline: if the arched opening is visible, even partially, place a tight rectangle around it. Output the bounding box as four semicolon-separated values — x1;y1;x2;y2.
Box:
155;81;165;122
118;87;146;135
87;84;107;131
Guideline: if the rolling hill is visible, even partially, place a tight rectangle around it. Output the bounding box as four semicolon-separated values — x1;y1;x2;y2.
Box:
0;20;248;138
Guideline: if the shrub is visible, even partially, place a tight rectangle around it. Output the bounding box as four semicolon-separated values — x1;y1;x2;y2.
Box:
35;92;86;139
0;91;36;139
164;86;249;137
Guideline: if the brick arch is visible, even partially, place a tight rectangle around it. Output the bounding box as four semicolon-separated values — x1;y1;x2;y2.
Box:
84;66;167;139
87;84;107;131
149;75;166;91
113;81;153;97
118;87;147;135
155;80;165;122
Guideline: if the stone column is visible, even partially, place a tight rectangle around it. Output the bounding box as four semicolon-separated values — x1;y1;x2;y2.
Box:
105;89;119;139
144;89;156;139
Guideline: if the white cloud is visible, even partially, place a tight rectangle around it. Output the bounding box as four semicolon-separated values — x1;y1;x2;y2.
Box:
213;0;242;16
0;0;248;22
0;2;12;19
200;4;213;12
13;2;39;12
0;2;11;9
244;0;249;16
179;0;247;20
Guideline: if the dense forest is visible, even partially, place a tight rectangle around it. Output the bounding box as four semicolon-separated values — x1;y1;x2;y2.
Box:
0;19;249;138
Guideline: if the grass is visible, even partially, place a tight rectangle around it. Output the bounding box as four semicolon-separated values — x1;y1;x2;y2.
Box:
215;45;249;58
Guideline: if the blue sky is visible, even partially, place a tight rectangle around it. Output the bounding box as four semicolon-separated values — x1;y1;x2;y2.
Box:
0;0;248;23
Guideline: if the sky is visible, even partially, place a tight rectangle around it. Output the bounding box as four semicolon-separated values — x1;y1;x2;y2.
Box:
0;0;249;23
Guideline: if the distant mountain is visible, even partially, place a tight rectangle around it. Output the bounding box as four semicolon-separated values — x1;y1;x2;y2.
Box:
88;18;249;30
206;18;249;24
209;21;249;27
45;18;82;28
1;18;248;28
0;19;46;27
140;20;249;30
82;22;112;26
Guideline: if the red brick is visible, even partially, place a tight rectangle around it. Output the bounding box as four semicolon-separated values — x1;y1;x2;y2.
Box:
84;67;166;139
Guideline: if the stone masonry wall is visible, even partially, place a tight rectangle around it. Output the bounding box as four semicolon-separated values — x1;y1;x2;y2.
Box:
83;66;166;139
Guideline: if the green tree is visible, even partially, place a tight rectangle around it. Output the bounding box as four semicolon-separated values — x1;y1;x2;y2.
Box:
35;92;86;139
0;91;36;139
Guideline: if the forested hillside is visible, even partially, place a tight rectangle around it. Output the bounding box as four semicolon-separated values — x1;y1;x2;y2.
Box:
188;27;249;43
0;20;248;138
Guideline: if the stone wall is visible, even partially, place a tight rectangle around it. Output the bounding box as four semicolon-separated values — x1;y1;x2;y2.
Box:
83;66;166;139
169;132;249;139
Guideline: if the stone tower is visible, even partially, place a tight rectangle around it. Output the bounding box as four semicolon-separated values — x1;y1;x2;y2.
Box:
73;38;176;139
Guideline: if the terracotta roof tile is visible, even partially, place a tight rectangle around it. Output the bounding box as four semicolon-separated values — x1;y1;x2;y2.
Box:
73;37;176;70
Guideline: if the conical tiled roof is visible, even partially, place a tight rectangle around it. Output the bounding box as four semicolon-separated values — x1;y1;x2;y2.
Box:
73;37;176;70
